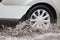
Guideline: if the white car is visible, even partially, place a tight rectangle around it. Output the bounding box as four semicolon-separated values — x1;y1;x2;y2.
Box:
0;0;60;29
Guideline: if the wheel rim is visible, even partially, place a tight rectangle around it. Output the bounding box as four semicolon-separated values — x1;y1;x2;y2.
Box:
30;9;50;30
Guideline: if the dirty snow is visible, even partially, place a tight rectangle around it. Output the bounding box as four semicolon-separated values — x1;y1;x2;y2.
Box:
0;20;60;40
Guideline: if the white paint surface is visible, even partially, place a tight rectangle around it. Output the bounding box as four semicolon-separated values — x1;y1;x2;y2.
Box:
0;6;30;19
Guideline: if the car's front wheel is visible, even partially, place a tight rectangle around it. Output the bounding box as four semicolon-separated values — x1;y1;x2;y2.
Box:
27;5;56;30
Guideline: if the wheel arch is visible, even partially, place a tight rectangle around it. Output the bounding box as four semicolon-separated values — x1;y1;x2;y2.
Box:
20;3;57;23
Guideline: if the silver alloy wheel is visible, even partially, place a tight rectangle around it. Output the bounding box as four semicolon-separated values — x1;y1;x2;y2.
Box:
30;9;50;30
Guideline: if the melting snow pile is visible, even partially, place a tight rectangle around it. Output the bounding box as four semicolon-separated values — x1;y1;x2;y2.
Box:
0;20;60;40
0;33;60;40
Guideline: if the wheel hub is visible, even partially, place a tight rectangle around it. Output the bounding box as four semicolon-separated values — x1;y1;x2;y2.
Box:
30;9;50;30
37;16;43;24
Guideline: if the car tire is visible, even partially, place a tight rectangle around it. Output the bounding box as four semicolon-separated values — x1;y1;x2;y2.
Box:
27;5;56;30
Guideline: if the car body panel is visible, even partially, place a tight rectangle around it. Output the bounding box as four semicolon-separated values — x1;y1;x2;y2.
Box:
2;0;60;18
51;0;60;13
2;0;59;18
0;6;30;19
